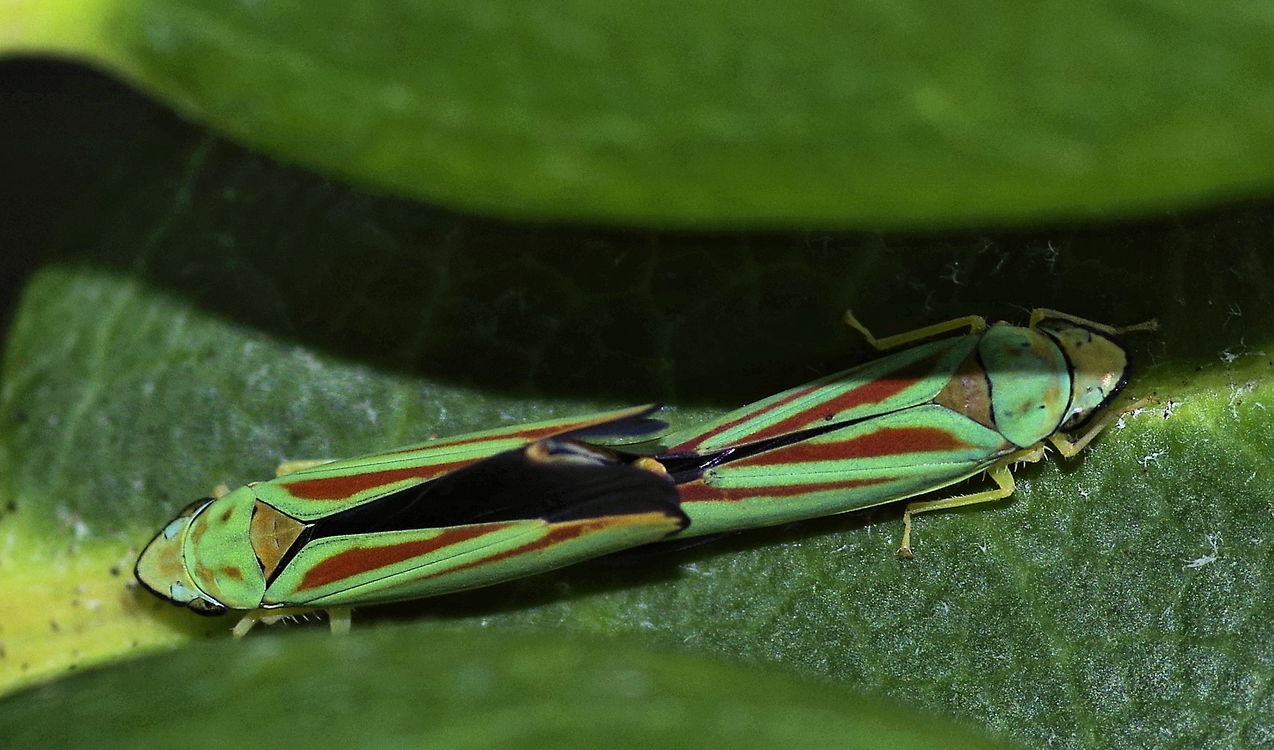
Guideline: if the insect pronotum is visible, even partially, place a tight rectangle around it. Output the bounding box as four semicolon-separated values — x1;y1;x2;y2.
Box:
135;309;1156;636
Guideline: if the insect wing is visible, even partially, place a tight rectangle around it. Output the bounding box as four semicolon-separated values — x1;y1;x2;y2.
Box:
261;438;687;608
255;405;667;521
662;335;977;454
674;405;1014;535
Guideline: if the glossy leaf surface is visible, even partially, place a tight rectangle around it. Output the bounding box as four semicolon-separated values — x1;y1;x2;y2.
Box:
3;0;1273;225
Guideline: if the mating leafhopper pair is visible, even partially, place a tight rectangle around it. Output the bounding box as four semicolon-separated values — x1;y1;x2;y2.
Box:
136;309;1155;636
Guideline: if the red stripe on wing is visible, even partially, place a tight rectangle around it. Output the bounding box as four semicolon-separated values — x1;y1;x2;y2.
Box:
734;427;995;467
294;522;515;592
425;509;677;578
739;351;953;444
278;459;478;500
413;512;676;581
676;476;892;503
665;385;819;454
448;518;608;568
667;348;952;453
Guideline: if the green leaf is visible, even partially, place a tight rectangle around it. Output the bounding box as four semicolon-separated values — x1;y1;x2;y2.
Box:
3;0;1273;226
3;110;1274;750
0;627;1019;750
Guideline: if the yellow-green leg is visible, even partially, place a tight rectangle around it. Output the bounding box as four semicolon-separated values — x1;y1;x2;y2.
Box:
844;310;987;351
232;608;352;638
231;609;297;639
1027;309;1159;336
231;614;259;639
897;445;1046;559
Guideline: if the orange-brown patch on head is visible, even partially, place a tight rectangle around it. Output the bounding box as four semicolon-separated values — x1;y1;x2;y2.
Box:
194;562;217;587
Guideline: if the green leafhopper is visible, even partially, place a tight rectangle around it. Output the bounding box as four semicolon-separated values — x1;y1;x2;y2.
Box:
135;309;1154;635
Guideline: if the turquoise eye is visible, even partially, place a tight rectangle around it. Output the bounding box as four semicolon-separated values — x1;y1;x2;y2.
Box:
169;581;196;601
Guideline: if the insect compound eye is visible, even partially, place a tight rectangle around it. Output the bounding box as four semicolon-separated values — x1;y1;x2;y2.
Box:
169;580;196;601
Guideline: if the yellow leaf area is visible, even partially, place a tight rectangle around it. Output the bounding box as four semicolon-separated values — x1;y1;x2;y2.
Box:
0;513;222;697
0;0;125;63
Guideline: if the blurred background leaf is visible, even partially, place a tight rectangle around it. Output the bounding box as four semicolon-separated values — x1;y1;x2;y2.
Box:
0;627;1021;750
3;0;1273;226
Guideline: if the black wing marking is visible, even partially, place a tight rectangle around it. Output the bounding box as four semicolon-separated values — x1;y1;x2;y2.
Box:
306;438;687;540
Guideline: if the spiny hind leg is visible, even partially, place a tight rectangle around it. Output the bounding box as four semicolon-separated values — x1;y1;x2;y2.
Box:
898;445;1046;559
1048;395;1160;457
231;607;348;638
844;310;987;351
231;610;282;639
232;608;303;639
1027;309;1158;336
